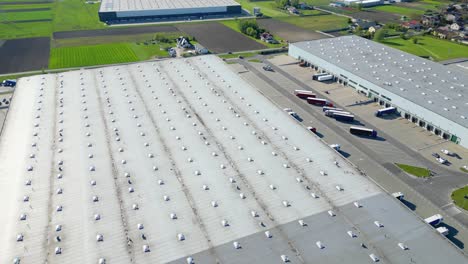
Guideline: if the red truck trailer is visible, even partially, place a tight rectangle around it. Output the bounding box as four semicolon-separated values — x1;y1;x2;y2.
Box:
306;97;333;107
294;90;316;99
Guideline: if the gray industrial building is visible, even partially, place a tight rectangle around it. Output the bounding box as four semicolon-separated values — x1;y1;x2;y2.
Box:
1;55;466;263
289;36;468;149
98;0;242;22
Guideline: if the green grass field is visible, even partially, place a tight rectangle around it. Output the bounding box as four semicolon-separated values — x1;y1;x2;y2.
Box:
49;43;139;69
451;186;468;211
396;163;431;178
49;41;173;69
383;36;468;61
3;10;52;21
368;5;425;16
0;0;104;39
278;15;349;31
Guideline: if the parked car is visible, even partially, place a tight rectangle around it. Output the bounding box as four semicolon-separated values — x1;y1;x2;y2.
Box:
436;157;448;164
441;149;455;156
262;65;273;71
307;126;317;133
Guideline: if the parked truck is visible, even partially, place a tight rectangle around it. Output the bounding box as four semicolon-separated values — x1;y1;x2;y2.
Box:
349;126;377;138
307;97;333;107
392;192;404;200
294;90;316;99
317;74;333;82
312;73;328;80
436;226;449;236
322;106;343;112
375;106;396;117
424;214;443;226
325;110;351;117
334;113;354;122
1;79;16;87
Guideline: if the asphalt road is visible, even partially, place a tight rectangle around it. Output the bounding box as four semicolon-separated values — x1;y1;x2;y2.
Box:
235;58;468;251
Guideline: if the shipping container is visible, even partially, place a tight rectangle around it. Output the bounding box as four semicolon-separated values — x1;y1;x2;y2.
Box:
424;214;443;226
375;107;396;117
334;113;354;122
294;90;316;99
350;126;377;137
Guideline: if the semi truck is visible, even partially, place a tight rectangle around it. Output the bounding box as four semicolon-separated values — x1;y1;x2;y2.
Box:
312;73;328;80
349;126;377;138
307;97;333;107
375;107;396;117
325;110;351;117
392;192;404;200
334;113;354;122
294;90;316;99
322;106;343;112
424;214;443;226
317;74;333;82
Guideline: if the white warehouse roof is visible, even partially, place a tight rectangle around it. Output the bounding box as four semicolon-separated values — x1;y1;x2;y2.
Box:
100;0;240;13
290;36;468;129
0;55;465;263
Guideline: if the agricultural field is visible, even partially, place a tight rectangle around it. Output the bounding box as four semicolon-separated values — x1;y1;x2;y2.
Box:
49;43;139;69
2;10;52;21
220;20;285;48
278;14;349;32
367;5;426;17
383;36;468;61
0;0;104;39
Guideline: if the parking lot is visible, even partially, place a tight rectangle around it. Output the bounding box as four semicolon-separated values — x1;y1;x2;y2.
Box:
228;56;468;251
269;55;468;173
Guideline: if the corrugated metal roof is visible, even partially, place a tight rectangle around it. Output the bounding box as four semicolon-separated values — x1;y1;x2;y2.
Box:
100;0;240;13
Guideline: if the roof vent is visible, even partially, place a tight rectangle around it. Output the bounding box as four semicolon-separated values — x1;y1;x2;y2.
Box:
298;220;307;226
347;231;356;238
265;231;272;238
221;219;229;227
233;241;241;249
280;255;289;263
374;221;384;227
398;242;408;250
369;254;379;262
211;201;218;207
178;233;185;241
316;241;325;249
328;210;335;217
311;193;318;198
282;200;290;207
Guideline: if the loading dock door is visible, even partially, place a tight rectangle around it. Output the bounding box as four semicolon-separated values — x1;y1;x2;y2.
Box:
450;135;458;143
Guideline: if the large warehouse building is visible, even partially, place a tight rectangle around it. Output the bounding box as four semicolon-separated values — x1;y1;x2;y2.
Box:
289;36;468;149
0;55;466;263
98;0;242;22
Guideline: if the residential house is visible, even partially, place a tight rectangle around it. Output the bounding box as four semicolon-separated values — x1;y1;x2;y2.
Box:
450;22;461;31
402;20;422;30
353;20;378;30
422;14;440;27
368;25;381;34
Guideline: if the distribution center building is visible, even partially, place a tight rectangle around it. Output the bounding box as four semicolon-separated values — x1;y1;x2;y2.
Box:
98;0;242;22
289;36;468;148
0;55;466;263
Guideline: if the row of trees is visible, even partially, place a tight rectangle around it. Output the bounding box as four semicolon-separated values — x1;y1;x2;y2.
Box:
275;0;300;8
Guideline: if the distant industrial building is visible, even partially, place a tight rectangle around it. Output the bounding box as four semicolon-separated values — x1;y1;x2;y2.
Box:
340;0;383;7
289;36;468;148
1;55;466;263
98;0;242;22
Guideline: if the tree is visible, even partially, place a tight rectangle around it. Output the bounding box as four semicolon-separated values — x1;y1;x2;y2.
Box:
412;37;419;44
246;27;258;38
373;29;387;42
290;0;300;8
275;0;289;8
